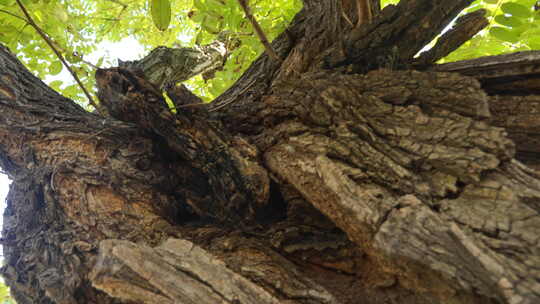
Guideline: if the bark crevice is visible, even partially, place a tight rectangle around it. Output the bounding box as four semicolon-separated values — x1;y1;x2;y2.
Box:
1;1;540;304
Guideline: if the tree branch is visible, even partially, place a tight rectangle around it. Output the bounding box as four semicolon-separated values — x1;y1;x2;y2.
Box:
15;0;100;112
237;0;282;63
117;38;231;89
95;68;270;223
325;0;476;71
0;8;26;22
414;9;489;66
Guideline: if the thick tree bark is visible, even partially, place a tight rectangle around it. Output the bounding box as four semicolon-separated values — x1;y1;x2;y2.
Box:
1;1;539;304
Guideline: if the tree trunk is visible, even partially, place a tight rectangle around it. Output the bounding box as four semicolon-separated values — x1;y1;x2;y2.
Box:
1;1;539;304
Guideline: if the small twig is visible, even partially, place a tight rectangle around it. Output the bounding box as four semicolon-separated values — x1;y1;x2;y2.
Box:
55;41;101;70
341;11;354;27
71;52;100;70
15;0;101;112
0;9;26;22
236;0;282;63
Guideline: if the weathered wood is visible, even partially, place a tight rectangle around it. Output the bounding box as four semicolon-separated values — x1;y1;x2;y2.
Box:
259;70;539;304
95;67;270;223
1;1;540;304
90;238;338;304
434;50;540;95
209;0;364;115
434;51;540;164
489;95;540;163
117;36;232;89
325;0;475;71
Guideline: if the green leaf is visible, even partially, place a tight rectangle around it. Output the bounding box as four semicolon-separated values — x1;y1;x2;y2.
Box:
150;0;171;31
96;56;105;67
201;15;222;33
380;0;399;7
48;61;63;75
207;0;225;9
490;26;520;43
193;0;206;11
53;5;69;23
501;2;532;18
494;15;523;28
63;84;79;96
48;80;63;90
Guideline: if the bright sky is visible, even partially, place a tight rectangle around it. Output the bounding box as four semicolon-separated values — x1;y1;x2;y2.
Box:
0;38;146;234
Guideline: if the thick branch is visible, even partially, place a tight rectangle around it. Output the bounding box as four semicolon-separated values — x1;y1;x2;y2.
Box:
118;38;231;89
95;68;270;223
209;0;363;114
414;9;489;66
430;50;540;164
325;0;475;71
0;44;186;303
114;39;231;114
255;69;539;303
434;50;540;95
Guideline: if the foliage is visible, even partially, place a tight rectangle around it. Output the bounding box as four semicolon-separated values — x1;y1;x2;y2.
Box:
0;0;537;102
0;0;300;104
441;0;540;62
185;0;301;99
150;0;172;31
0;279;15;304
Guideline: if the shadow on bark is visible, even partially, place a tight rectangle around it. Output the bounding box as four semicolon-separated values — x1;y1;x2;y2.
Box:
0;0;539;304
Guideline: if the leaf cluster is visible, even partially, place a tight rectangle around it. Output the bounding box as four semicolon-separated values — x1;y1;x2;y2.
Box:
184;0;301;99
442;0;540;62
0;0;537;103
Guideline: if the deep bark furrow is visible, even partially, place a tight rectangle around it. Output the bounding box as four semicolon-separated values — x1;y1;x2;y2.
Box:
95;67;270;223
1;2;540;304
261;70;538;303
489;95;540;158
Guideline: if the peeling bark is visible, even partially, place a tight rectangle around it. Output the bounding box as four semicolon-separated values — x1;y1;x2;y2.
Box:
117;36;232;90
90;238;338;304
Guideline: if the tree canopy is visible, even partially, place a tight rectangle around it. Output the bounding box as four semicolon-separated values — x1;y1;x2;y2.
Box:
0;0;538;105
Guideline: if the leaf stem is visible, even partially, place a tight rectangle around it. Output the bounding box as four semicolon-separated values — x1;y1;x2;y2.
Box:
236;0;282;64
15;0;101;112
0;9;26;22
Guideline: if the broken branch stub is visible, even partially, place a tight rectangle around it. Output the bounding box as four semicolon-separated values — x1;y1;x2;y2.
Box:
95;68;270;224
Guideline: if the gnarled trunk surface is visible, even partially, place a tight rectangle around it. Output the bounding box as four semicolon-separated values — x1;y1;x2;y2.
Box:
1;1;539;304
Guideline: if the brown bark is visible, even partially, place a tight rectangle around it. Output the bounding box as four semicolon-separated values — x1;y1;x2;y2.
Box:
1;1;539;304
435;51;540;168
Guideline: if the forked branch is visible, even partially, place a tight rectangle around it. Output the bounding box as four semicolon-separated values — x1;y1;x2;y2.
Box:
15;0;100;111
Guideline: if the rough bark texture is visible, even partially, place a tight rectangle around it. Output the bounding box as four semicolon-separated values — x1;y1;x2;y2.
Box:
117;34;233;90
1;0;540;304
